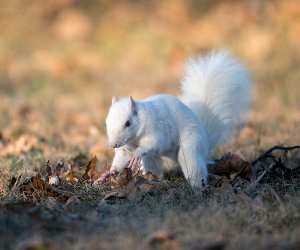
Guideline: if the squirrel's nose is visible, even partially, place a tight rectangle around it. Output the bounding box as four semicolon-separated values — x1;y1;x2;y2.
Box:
110;142;119;148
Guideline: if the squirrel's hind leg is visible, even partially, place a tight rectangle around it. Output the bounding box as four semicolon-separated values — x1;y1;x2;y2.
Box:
141;156;163;178
178;136;208;188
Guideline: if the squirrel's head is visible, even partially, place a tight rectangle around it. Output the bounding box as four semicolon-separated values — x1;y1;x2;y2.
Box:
105;96;139;148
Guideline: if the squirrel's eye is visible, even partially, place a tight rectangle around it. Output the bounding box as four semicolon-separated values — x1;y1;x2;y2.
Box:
124;120;131;127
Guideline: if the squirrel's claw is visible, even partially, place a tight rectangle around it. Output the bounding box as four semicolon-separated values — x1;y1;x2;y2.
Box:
110;170;119;176
95;169;119;184
128;151;142;168
94;170;110;184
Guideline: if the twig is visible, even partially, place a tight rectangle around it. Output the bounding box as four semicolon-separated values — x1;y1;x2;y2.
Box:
246;162;276;192
245;145;300;191
269;187;287;214
230;163;251;186
251;145;300;166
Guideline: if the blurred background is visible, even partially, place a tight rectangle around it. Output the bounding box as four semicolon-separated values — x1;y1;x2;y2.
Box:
0;0;299;164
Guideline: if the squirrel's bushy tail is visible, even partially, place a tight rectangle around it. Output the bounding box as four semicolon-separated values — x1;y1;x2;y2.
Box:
180;50;252;152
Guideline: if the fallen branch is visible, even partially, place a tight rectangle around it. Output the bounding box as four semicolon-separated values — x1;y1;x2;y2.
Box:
251;145;300;166
232;145;300;188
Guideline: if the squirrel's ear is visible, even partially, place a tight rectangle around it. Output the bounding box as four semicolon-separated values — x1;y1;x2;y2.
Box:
112;96;119;104
129;96;136;111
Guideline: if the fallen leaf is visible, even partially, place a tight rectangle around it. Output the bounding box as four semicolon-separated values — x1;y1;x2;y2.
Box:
82;156;99;181
147;230;180;250
64;195;80;207
48;176;60;186
14;174;74;202
135;176;161;192
97;167;163;200
110;168;133;188
63;164;79;183
32;174;47;191
210;153;252;180
102;191;127;202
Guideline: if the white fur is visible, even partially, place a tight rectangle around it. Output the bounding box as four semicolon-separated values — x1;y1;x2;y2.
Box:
106;50;252;188
181;50;252;151
111;146;132;172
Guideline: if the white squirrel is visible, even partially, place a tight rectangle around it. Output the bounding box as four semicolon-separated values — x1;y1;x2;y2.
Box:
104;50;252;188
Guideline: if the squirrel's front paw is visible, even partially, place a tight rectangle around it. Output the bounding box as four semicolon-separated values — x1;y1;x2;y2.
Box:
128;150;143;168
95;170;119;184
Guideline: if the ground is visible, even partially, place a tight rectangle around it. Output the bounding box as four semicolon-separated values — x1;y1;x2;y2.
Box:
1;1;300;250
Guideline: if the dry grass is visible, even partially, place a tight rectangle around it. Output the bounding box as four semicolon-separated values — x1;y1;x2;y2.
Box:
1;1;300;249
